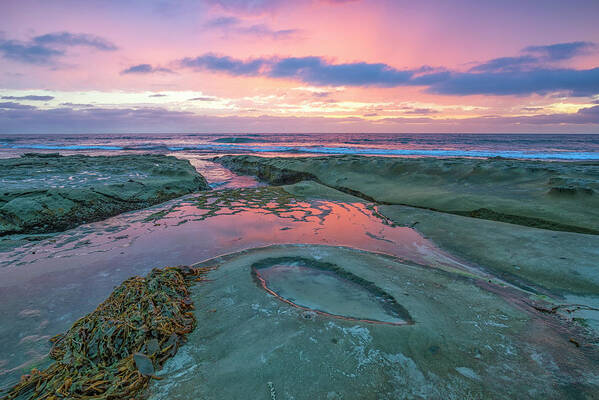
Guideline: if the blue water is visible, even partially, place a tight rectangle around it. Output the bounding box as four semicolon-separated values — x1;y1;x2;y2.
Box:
1;133;598;160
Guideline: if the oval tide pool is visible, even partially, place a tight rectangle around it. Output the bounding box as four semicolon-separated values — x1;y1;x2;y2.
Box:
252;257;412;325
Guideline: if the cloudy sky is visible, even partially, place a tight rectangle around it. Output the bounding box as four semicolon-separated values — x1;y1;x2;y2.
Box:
1;0;599;133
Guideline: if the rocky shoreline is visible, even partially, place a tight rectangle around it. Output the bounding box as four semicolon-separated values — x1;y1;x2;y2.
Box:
216;155;599;234
0;153;209;235
216;155;599;299
1;154;598;399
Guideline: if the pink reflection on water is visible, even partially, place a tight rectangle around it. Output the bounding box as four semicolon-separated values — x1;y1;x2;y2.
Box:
0;198;467;389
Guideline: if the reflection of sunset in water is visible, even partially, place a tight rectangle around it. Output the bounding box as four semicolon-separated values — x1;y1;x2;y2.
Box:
0;192;468;389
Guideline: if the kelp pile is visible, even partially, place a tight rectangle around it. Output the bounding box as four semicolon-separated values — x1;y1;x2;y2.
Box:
3;266;208;400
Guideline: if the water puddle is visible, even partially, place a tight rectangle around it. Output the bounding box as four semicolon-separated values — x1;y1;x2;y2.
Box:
252;257;412;325
0;186;470;390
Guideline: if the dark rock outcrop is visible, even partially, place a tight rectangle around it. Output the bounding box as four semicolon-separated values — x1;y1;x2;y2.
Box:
0;153;209;235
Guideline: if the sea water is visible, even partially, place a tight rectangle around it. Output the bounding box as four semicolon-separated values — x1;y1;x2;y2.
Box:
1;133;598;162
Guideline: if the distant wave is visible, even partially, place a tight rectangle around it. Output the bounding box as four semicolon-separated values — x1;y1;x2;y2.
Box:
212;137;260;143
1;142;598;160
3;144;124;150
293;146;599;160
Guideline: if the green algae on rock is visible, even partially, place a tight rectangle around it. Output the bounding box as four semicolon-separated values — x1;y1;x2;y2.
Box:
1;266;209;400
377;204;599;297
0;153;209;235
148;245;599;400
216;155;599;234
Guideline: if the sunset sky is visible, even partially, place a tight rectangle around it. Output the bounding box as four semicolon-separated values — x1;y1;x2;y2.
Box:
1;0;599;133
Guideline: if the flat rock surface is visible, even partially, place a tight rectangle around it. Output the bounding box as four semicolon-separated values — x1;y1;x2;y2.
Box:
217;155;599;234
148;245;599;400
0;153;209;235
378;204;599;298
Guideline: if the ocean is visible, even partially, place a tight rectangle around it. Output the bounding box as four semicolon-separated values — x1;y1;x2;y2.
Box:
1;133;599;160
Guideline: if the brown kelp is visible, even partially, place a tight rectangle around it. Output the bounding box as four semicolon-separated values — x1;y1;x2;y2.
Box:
2;266;209;400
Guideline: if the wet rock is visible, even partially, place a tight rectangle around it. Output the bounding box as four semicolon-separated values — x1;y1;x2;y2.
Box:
162;333;180;357
548;186;594;196
145;338;160;356
379;204;599;296
148;244;599;399
134;352;155;376
216;155;599;234
0;154;209;235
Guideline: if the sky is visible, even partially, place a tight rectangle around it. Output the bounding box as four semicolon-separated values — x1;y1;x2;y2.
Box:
1;0;599;134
